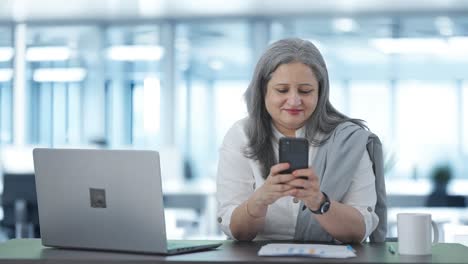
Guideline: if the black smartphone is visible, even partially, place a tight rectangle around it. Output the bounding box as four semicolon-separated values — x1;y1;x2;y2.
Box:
279;137;309;178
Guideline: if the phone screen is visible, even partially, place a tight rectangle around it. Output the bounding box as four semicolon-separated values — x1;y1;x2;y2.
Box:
279;137;309;177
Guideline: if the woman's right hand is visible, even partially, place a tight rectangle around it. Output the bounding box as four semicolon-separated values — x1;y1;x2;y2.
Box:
247;163;298;217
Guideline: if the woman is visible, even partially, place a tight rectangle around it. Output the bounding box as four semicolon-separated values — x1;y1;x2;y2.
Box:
216;38;382;243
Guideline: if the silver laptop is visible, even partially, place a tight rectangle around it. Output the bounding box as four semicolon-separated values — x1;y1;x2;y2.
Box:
32;148;221;255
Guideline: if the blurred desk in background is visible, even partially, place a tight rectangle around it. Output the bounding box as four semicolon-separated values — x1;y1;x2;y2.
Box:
388;194;468;208
162;178;218;238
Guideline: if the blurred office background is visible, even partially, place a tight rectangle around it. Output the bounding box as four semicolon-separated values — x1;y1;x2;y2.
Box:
0;0;468;243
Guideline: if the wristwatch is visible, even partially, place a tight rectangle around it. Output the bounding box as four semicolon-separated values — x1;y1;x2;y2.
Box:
309;192;331;215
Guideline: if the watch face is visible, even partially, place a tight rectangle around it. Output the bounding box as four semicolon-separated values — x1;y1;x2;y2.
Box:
321;202;331;214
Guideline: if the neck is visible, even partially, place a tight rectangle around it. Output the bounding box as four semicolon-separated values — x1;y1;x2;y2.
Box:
273;123;297;137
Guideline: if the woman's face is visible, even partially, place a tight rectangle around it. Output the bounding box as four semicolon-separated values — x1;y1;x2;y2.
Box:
265;62;319;137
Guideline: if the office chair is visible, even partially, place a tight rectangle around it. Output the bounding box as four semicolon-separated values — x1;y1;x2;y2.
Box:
366;134;387;243
1;172;40;238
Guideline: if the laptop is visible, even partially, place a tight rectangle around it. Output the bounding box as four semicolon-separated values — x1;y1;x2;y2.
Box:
32;148;222;255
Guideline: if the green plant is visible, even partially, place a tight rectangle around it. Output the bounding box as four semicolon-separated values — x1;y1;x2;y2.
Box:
431;164;452;184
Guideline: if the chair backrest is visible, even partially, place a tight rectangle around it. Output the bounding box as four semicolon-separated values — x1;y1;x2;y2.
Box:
0;172;40;238
366;134;387;243
1;145;40;238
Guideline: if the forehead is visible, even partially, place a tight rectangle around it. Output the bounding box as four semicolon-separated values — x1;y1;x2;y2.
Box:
268;62;318;83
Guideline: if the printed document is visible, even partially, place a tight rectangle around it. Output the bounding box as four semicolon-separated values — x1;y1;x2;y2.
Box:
258;243;356;258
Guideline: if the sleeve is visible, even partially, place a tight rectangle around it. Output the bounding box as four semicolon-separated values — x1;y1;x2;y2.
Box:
341;150;380;242
216;123;256;239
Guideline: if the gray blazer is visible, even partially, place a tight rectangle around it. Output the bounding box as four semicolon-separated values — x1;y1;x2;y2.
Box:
294;122;387;242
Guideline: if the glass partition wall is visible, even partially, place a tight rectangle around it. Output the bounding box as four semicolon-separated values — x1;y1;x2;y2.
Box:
174;20;253;179
17;17;468;182
0;26;13;144
271;16;468;183
26;26;99;147
105;25;165;148
24;25;166;148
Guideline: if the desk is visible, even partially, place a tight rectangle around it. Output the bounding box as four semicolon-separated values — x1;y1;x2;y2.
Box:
0;239;467;263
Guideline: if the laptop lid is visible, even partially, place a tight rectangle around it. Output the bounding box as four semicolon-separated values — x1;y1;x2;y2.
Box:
33;148;169;254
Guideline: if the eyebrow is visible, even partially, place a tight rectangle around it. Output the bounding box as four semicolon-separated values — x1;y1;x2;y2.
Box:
298;83;315;87
273;83;315;87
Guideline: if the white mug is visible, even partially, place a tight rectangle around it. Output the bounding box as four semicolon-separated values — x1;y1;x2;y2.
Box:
397;213;439;255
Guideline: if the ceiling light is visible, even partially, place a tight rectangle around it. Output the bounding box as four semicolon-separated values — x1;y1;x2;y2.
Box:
435;16;453;37
370;38;447;54
107;45;164;61
33;68;86;82
0;69;13;82
333;18;358;33
26;46;71;61
0;47;14;62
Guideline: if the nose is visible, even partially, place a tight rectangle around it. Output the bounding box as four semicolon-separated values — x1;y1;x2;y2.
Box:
286;93;301;106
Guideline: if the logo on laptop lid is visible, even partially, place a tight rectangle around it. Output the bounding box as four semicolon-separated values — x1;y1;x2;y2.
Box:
89;188;107;208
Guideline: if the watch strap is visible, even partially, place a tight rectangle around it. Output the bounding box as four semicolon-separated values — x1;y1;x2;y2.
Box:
308;191;330;215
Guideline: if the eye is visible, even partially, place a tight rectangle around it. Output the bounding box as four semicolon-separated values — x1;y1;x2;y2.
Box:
299;89;313;94
276;88;289;94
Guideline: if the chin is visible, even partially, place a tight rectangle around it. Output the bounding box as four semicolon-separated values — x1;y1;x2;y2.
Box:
283;122;305;130
284;118;306;125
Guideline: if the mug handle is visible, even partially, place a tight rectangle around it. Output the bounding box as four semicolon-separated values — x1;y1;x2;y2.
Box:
431;220;439;244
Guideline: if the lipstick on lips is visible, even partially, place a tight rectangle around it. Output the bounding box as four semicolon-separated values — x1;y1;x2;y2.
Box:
284;109;303;115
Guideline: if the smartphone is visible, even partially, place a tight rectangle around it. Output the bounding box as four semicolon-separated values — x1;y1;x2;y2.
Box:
279;137;309;178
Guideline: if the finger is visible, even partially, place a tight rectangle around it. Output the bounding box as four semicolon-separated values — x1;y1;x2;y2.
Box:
284;188;299;197
292;189;309;198
271;173;295;184
292;168;319;181
270;183;295;192
286;178;314;189
294;188;320;198
267;189;296;204
269;163;290;176
297;183;320;193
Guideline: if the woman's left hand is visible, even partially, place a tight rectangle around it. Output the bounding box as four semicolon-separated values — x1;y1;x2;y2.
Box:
286;168;324;211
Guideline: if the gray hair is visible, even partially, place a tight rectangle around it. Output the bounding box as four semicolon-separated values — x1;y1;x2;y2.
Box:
244;38;366;179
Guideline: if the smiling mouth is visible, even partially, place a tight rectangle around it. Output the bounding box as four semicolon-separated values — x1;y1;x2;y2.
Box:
284;109;303;115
